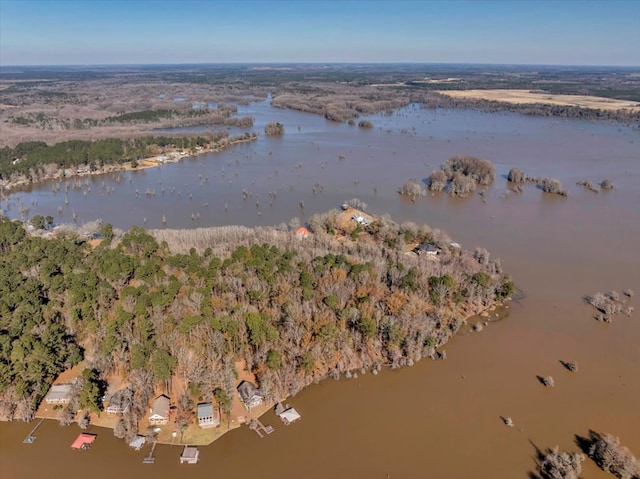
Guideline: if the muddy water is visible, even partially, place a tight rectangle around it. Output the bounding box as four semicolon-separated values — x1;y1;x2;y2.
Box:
1;103;639;478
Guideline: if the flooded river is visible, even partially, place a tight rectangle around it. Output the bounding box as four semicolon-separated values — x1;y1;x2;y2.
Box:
1;102;639;478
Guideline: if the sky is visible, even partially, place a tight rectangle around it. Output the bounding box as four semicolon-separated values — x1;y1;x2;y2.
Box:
0;0;639;66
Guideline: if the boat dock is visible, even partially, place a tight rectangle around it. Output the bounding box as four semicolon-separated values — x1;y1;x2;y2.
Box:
23;418;45;444
143;441;157;464
248;419;274;438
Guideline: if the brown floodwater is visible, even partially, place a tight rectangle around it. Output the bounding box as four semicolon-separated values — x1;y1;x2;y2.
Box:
1;102;639;478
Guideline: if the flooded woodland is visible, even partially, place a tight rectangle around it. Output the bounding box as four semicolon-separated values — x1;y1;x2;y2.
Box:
1;100;639;478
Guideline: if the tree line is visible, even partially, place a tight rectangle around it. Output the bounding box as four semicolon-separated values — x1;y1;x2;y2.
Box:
0;131;255;184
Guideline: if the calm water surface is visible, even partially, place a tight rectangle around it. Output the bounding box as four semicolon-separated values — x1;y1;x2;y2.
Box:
1;102;639;479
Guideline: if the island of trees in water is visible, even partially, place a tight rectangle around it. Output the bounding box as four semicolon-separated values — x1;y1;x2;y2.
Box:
0;208;513;441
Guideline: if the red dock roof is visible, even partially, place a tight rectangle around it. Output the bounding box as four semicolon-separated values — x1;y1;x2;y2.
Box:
71;433;97;449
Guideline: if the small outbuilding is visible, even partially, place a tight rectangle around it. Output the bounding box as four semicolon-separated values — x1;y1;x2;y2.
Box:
180;446;200;464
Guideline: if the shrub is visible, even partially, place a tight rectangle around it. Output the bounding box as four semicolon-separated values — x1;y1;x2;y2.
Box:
426;170;447;192
399;180;423;200
448;173;476;197
538;177;567;196
358;120;373;129
541;376;555;387
264;122;285;136
507;168;526;184
577;179;599;192
601;178;614;189
345;198;367;210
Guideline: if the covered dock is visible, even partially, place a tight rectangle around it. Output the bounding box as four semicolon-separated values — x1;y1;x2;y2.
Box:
128;435;146;451
277;405;301;425
180;445;200;464
71;433;97;450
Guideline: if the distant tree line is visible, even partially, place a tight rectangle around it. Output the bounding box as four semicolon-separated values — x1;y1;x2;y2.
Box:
0;130;256;185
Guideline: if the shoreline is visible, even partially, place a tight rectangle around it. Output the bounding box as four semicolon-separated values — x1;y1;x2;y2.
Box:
0;135;258;195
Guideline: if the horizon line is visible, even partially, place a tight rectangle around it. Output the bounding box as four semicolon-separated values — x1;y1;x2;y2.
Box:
1;61;639;69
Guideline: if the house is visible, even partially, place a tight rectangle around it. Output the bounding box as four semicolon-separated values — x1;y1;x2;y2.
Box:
71;433;96;450
106;388;132;414
44;384;73;405
415;244;439;256
197;402;220;429
237;381;264;410
148;395;170;426
295;226;310;239
180;446;200;464
128;435;146;451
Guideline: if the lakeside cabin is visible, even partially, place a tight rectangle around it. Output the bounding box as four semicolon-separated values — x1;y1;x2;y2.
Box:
415;244;440;256
71;433;96;450
148;394;170;426
105;388;132;414
197;402;220;429
180;446;200;464
237;381;264;410
295;226;310;239
44;384;73;405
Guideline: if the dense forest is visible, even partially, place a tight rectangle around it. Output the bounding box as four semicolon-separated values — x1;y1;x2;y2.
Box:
0;210;512;438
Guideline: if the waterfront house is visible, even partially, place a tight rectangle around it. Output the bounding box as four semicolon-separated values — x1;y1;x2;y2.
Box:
106;388;132;414
44;384;73;405
351;213;373;226
148;394;170;425
295;226;310;239
415;244;439;256
180;446;200;464
197;402;220;429
237;381;264;410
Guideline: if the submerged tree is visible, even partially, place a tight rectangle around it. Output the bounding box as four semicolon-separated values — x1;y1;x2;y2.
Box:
538;446;585;479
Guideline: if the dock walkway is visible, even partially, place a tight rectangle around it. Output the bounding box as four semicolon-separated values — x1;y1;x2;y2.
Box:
248;419;274;438
143;441;157;464
23;418;45;444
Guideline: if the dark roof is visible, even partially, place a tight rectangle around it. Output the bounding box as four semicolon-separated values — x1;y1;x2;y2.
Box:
237;381;261;401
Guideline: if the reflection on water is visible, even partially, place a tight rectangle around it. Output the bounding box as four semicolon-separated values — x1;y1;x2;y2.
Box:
1;104;639;479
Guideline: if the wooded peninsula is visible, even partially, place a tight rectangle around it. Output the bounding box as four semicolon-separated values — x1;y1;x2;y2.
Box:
0;208;512;443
